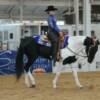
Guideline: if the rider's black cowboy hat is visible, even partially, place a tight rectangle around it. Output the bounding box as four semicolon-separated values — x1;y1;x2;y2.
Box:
45;5;58;12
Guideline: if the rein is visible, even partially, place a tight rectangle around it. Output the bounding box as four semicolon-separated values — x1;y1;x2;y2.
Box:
66;46;87;58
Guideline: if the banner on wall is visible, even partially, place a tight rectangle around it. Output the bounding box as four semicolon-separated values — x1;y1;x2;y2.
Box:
0;50;52;75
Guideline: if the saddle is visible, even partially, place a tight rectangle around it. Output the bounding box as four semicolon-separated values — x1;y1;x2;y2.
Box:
33;35;69;49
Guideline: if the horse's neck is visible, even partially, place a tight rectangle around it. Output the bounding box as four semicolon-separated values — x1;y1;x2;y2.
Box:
69;36;85;43
65;36;86;52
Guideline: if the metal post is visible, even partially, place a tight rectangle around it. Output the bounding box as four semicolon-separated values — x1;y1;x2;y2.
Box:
20;0;23;22
19;0;25;38
74;0;79;35
83;0;91;37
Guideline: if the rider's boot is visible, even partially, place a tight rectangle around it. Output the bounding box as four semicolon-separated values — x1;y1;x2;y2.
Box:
56;51;62;61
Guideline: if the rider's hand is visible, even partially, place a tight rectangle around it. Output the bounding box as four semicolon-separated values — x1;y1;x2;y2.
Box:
59;32;64;41
59;32;63;38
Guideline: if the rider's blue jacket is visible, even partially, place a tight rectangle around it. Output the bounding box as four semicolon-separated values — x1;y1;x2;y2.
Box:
48;15;61;33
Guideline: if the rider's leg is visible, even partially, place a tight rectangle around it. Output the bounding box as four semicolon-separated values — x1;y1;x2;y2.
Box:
52;41;59;64
47;32;59;65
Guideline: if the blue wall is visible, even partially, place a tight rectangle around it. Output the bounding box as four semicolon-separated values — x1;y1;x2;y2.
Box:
0;50;52;75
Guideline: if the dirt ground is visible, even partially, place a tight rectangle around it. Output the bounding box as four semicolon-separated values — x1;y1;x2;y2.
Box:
0;72;100;100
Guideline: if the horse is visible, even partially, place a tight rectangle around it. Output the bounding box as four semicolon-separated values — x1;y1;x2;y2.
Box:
15;35;99;88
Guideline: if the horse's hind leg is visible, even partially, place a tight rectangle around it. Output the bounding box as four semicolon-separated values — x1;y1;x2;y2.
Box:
24;56;37;88
28;68;36;88
24;70;31;87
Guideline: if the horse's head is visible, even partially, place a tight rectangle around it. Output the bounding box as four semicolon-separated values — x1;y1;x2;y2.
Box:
84;37;100;63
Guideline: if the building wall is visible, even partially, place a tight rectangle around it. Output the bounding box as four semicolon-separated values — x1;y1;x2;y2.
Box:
60;24;100;39
0;24;22;50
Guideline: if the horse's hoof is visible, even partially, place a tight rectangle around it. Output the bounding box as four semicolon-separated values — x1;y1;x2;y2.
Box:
53;85;57;89
79;86;83;89
30;85;36;88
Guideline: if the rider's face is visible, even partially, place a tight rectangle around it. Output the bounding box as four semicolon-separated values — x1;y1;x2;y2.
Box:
49;11;55;15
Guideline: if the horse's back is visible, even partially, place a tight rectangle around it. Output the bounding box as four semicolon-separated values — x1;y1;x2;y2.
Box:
20;37;36;47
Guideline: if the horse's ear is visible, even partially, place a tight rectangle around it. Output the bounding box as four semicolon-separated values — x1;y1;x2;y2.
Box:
84;37;90;46
83;37;87;45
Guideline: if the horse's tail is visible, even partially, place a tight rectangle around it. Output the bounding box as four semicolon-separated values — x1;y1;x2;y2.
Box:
15;45;24;80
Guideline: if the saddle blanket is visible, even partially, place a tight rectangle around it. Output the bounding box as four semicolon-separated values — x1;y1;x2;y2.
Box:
33;35;69;49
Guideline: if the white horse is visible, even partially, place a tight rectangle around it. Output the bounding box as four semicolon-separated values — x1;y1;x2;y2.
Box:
16;35;99;88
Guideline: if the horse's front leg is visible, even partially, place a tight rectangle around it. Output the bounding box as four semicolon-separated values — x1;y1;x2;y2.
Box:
53;61;62;88
71;63;83;88
53;72;61;88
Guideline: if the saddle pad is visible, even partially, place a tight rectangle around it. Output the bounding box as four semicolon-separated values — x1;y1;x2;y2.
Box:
33;35;51;47
33;35;69;49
